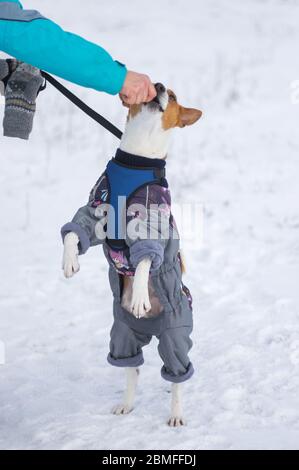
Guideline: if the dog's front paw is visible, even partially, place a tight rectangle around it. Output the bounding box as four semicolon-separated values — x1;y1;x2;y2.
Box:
167;416;186;427
112;404;133;415
62;232;80;278
130;290;151;318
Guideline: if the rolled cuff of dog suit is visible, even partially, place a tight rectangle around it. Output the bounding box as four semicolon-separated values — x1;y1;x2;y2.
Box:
61;222;91;255
161;362;194;383
130;240;164;271
107;351;144;368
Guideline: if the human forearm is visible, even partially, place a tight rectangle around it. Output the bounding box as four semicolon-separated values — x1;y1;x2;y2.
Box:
0;2;127;94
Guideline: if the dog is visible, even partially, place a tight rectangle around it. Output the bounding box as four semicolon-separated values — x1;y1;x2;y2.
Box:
62;83;202;426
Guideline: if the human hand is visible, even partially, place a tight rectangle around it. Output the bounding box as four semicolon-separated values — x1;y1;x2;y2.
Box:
119;70;156;105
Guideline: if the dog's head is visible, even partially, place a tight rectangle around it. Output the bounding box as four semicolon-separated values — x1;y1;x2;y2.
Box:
121;83;202;158
125;82;202;127
152;82;202;129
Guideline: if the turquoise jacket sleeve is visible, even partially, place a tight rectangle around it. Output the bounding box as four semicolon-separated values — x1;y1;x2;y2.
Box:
0;1;127;94
2;0;22;5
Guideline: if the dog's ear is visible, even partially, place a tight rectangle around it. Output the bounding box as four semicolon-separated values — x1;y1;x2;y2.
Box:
178;106;202;127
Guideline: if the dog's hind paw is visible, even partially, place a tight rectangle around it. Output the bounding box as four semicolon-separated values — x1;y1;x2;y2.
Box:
167;416;186;427
112;404;133;415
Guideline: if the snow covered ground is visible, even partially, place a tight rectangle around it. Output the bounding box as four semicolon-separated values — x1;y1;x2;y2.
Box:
1;0;299;450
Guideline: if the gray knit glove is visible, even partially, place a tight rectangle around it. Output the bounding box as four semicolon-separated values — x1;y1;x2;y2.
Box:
0;60;9;92
3;62;44;140
0;59;19;96
0;61;8;97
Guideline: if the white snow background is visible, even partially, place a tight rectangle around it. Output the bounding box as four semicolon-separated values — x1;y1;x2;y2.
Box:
1;0;299;450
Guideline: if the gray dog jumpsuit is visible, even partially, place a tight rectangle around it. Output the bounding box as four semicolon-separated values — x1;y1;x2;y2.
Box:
61;149;194;383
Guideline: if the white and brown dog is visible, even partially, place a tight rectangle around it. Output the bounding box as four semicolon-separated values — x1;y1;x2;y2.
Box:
62;83;202;426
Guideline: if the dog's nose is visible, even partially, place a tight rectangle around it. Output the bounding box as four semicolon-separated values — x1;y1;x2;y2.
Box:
155;82;166;94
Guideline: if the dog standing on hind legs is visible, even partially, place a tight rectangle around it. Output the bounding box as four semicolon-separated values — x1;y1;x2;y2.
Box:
62;83;202;426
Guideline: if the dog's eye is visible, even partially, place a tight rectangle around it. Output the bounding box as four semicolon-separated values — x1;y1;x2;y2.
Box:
169;94;176;102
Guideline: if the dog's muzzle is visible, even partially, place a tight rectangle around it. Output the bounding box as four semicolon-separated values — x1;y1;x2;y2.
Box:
147;82;166;112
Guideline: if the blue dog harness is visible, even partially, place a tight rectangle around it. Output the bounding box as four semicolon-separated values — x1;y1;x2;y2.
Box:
105;148;167;249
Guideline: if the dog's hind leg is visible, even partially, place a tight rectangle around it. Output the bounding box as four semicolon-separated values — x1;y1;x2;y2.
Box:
112;367;139;415
168;383;186;427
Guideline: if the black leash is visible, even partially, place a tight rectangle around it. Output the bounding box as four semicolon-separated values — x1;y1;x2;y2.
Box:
41;71;123;140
